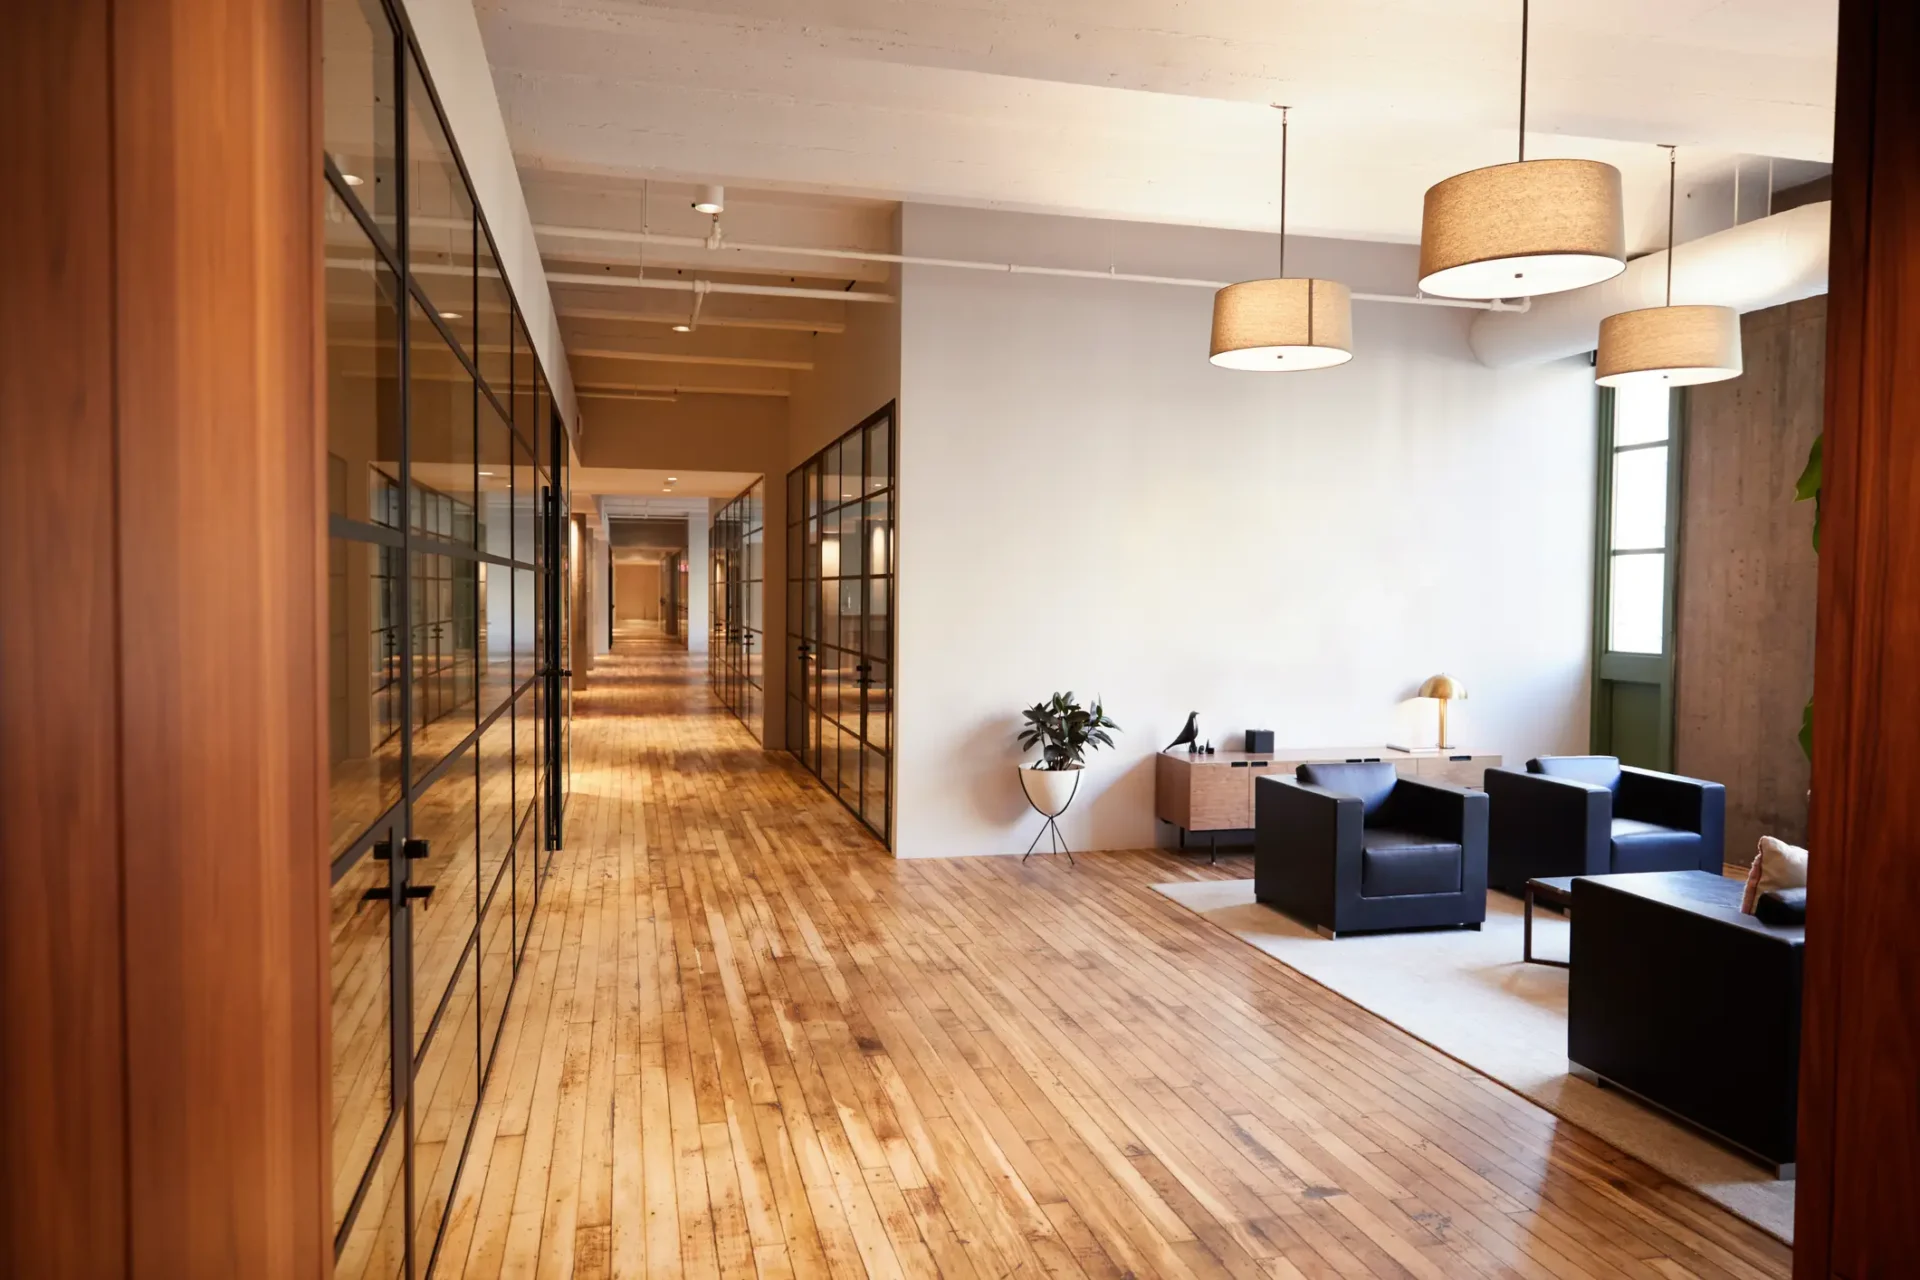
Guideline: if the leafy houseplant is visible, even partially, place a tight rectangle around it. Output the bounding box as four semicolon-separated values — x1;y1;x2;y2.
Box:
1795;435;1822;759
1017;693;1120;819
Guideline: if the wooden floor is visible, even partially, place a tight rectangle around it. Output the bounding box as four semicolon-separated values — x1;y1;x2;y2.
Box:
437;634;1792;1279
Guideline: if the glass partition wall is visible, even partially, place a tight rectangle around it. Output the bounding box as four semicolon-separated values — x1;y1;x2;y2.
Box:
710;481;766;738
323;0;570;1274
786;405;895;840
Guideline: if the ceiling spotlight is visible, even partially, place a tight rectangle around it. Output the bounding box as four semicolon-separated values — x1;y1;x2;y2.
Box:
667;476;678;482
439;311;461;321
692;184;725;214
671;323;692;333
341;172;365;188
478;470;496;477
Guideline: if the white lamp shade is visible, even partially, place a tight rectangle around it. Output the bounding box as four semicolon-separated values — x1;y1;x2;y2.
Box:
1209;277;1354;371
1418;159;1627;300
1595;305;1743;387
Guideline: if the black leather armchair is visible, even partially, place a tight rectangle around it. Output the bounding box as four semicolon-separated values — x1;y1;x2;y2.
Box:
1255;761;1488;937
1485;755;1725;892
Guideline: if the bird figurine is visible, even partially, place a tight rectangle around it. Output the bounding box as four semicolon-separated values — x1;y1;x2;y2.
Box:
1164;712;1200;753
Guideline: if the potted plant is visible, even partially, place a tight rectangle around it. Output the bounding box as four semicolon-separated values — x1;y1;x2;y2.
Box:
1017;692;1120;817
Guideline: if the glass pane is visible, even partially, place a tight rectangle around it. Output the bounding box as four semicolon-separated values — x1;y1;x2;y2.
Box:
511;312;536;448
837;726;861;806
405;55;475;356
329;538;402;858
333;1122;405;1280
513;798;538;961
862;747;888;828
865;415;891;494
479;716;513;903
866;577;890;661
325;210;401;522
410;751;478;1054
408;300;476;546
411;552;478;778
512;682;536;834
865;659;891;752
1611;445;1669;551
478;395;513;557
535;369;552;476
1613;382;1671;446
477;232;512;397
412;946;479;1270
321;0;397;242
1609;554;1666;654
479;879;513;1072
329;843;392;1238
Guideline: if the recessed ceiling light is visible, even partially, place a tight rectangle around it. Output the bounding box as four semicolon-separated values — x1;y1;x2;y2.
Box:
440;311;461;321
671;323;692;333
341;172;365;187
478;470;496;477
667;476;678;482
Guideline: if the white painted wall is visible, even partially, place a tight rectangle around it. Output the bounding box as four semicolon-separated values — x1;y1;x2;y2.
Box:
405;0;577;430
685;518;710;657
894;203;1598;859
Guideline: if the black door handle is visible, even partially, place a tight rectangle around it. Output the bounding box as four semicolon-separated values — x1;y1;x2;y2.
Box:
402;885;435;910
402;837;430;860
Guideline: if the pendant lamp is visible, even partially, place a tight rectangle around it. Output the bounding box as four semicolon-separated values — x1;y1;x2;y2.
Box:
1210;107;1353;371
1417;0;1625;300
1594;148;1743;387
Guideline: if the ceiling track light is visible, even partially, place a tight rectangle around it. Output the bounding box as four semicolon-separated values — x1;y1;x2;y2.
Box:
1595;146;1742;388
1417;0;1626;300
692;184;725;215
1209;106;1354;372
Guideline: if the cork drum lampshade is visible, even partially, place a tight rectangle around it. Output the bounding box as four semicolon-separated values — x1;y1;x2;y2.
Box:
1596;304;1742;387
1418;158;1627;300
1209;278;1354;371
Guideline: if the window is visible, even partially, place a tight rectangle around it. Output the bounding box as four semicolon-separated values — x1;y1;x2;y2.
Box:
1603;382;1674;655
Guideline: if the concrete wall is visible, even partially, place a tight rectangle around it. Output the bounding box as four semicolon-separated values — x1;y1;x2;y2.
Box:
1676;297;1824;864
893;203;1599;859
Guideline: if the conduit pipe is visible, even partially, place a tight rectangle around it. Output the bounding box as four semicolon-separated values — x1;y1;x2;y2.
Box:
1469;201;1831;367
533;222;1528;312
543;270;895;304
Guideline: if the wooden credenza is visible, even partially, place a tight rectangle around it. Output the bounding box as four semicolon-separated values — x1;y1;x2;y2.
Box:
1155;745;1502;840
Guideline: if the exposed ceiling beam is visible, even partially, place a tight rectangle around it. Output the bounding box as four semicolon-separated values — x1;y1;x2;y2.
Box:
546;271;893;303
569;347;813;371
556;306;844;334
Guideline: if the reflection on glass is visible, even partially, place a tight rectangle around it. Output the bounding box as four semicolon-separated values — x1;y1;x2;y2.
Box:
326;211;401;522
411;553;478;779
333;1125;405;1280
477;233;512;396
329;538;404;858
511;312;535;444
513;797;538;961
479;717;513;903
412;946;479;1272
410;753;479;1054
1611;445;1669;551
479;885;513;1072
330;841;392;1239
1609;554;1666;654
322;0;397;242
405;54;475;356
407;298;476;546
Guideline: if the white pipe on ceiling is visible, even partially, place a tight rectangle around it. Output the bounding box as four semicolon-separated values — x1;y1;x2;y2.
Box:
544;270;895;304
534;222;1528;312
1469;201;1831;368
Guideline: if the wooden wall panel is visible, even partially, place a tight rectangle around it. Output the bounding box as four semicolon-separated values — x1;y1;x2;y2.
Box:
1;0;329;1275
0;3;130;1275
111;0;328;1271
1797;0;1920;1270
1676;298;1824;865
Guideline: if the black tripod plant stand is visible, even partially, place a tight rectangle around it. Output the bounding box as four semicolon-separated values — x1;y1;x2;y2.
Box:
1017;766;1080;865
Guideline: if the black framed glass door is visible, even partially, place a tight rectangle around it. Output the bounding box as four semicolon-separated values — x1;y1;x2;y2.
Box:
322;0;567;1273
786;404;894;840
710;480;765;737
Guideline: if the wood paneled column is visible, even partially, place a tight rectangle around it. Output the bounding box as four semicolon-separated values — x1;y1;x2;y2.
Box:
1796;0;1920;1270
1;0;329;1275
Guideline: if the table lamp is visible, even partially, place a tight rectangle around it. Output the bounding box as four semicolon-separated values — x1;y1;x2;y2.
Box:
1418;674;1466;749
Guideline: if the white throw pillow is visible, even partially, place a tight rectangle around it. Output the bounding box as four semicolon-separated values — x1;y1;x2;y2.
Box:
1752;835;1809;902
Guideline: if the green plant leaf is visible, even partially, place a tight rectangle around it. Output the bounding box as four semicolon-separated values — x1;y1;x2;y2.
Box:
1799;697;1814;761
1795;433;1823;552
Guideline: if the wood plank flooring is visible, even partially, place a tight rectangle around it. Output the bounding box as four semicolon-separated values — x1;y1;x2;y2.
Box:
439;634;1792;1279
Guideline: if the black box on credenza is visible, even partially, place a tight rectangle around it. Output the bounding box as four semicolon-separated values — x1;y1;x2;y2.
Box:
1244;729;1274;753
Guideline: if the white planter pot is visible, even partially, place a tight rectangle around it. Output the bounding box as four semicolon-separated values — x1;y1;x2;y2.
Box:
1019;765;1082;817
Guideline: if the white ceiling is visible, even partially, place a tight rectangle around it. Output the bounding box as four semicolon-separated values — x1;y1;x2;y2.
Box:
477;0;1837;247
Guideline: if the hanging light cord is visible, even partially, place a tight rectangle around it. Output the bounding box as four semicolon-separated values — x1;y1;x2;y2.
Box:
1518;0;1528;163
1277;104;1290;278
1665;145;1677;307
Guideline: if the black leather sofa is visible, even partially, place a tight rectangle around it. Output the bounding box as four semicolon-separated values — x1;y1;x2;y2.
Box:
1568;871;1803;1175
1484;755;1725;892
1254;761;1487;937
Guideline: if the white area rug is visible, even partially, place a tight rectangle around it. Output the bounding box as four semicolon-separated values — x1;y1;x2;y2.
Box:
1153;878;1796;1243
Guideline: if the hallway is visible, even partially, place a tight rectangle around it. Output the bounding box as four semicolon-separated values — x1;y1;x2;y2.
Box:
434;636;1789;1279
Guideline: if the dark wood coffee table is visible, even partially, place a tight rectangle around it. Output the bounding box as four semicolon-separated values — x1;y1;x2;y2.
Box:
1523;875;1577;967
